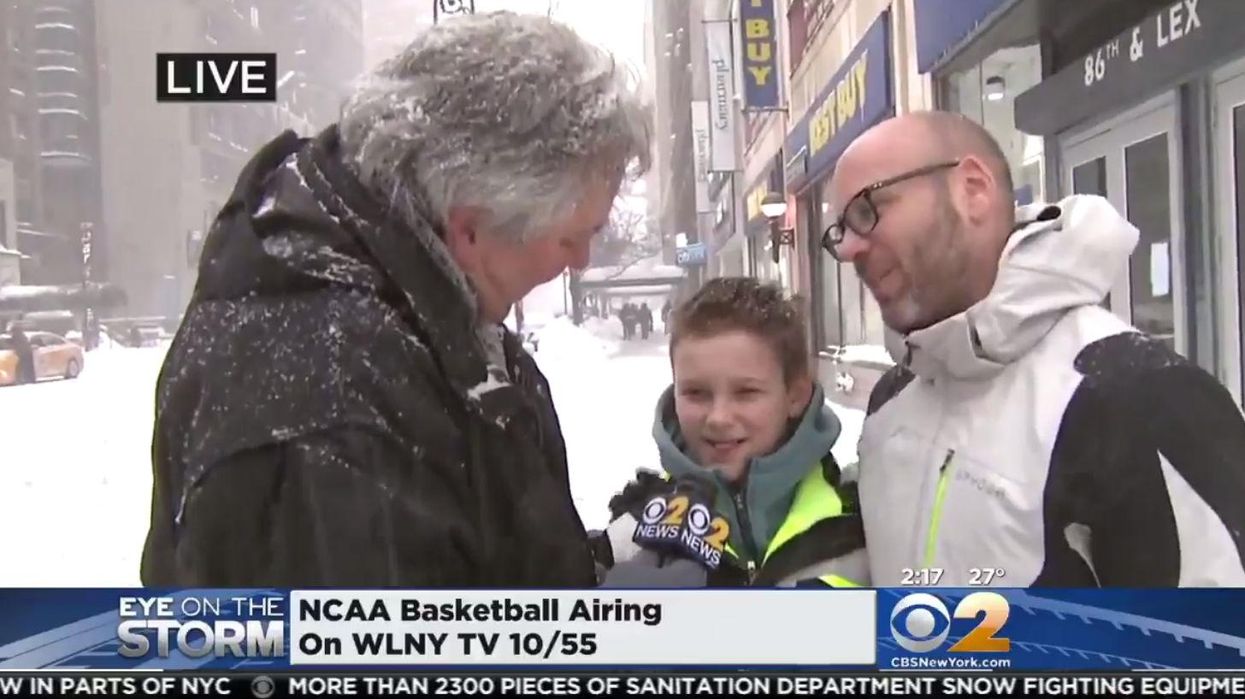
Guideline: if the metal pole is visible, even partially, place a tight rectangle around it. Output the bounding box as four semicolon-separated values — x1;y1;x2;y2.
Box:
79;221;95;349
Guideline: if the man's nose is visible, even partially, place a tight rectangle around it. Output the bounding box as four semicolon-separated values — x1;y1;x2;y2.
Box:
832;229;870;263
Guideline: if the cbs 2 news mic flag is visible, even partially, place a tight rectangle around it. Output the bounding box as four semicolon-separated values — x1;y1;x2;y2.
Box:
632;483;731;569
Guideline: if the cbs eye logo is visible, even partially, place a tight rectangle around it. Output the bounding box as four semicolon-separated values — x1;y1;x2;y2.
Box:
890;592;1011;654
641;495;688;525
684;501;730;551
640;495;730;551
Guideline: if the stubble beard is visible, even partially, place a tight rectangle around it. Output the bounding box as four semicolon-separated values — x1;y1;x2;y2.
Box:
894;194;973;333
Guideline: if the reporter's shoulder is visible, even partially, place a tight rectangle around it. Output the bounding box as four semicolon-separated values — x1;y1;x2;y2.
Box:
607;468;668;521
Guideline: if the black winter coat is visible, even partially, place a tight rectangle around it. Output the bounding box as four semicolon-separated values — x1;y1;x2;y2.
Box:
140;126;598;587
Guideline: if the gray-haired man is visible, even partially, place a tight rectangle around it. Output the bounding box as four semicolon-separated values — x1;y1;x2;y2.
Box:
141;12;651;586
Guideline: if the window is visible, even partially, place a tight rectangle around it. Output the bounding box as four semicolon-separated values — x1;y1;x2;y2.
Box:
814;184;843;348
787;0;809;73
944;44;1046;203
1125;133;1175;350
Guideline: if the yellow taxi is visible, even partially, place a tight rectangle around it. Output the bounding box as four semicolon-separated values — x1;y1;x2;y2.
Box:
0;331;84;386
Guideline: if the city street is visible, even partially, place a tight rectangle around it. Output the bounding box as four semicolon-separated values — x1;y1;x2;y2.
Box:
0;315;867;586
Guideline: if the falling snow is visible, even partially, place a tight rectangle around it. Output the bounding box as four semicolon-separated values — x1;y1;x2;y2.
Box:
0;316;865;585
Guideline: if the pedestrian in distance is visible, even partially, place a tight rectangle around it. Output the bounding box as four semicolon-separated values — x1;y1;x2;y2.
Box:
141;11;652;587
826;110;1245;587
639;302;653;340
6;322;35;385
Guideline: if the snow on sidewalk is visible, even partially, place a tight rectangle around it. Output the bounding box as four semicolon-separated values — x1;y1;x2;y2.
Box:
0;344;169;586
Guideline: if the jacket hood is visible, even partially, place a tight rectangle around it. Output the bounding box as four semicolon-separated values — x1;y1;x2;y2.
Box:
900;194;1139;381
651;382;841;563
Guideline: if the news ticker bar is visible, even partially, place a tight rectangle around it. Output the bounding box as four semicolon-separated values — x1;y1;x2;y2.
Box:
7;588;1245;671
2;673;1245;698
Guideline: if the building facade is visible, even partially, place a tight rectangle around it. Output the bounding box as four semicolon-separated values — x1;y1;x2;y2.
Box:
647;0;705;289
20;0;106;288
0;0;42;284
679;0;1245;409
710;0;931;405
910;0;1245;406
89;0;359;320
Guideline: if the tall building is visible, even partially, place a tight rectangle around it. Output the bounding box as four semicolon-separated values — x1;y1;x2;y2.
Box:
279;0;366;131
19;0;106;287
0;0;42;284
646;0;698;279
88;0;363;319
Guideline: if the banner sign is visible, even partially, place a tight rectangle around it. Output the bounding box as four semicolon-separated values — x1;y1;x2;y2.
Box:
740;0;781;109
1015;0;1245;136
676;242;708;267
785;10;893;194
704;20;739;172
691;101;713;213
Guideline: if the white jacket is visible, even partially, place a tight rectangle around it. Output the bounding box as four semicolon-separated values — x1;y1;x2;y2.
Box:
858;195;1245;587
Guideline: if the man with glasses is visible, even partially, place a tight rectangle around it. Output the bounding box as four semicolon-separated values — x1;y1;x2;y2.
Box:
828;110;1245;587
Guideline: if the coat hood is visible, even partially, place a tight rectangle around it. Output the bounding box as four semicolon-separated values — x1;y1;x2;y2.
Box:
650;382;841;562
899;194;1139;381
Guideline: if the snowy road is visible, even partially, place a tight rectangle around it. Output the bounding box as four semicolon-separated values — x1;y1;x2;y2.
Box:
0;318;863;585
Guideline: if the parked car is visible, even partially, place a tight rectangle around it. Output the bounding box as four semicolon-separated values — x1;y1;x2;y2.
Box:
0;331;84;385
0;336;17;386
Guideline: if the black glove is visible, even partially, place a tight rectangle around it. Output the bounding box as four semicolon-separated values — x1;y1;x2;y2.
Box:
599;548;708;588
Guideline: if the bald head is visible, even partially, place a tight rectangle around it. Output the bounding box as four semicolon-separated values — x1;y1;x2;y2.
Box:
826;111;1020;334
910;111;1014;197
841;110;1013;205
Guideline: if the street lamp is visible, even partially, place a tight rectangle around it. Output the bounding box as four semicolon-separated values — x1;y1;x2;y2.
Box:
432;0;474;23
760;192;794;265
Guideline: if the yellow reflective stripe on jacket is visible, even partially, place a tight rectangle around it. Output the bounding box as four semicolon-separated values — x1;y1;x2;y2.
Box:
819;573;861;587
763;465;844;565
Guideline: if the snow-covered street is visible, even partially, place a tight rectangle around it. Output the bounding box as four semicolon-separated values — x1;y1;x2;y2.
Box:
0;318;863;586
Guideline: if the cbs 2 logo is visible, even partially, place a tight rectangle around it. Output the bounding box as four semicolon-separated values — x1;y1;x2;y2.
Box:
641;495;731;550
890;592;1010;653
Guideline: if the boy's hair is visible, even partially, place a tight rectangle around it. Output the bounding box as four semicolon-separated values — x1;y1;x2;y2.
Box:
668;277;810;384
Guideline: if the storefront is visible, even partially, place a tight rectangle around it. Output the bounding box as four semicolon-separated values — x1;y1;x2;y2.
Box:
783;9;894;356
1012;0;1245;405
743;155;783;284
913;0;1046;203
708;176;745;278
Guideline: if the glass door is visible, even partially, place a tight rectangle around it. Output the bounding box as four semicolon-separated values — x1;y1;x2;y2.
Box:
1213;62;1245;405
1060;94;1186;356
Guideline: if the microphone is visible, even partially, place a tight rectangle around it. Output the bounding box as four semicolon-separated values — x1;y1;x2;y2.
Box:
632;480;731;571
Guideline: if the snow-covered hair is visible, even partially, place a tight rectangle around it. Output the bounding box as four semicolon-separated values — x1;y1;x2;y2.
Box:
338;11;653;243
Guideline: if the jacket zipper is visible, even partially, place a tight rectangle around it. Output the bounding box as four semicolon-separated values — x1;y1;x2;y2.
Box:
923;449;955;568
731;488;761;583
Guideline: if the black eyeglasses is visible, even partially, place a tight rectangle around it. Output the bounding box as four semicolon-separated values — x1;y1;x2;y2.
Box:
821;160;961;260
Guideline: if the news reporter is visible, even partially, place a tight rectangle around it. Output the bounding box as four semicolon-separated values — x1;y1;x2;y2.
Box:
140;12;651;587
598;278;868;587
